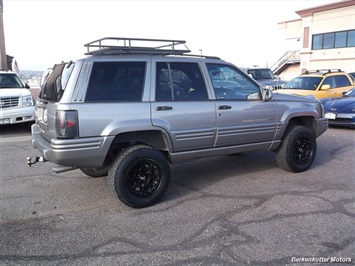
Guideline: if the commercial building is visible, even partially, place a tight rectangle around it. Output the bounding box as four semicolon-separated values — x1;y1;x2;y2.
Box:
272;0;355;80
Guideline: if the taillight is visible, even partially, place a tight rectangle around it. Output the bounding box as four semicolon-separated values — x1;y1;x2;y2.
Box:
55;110;79;138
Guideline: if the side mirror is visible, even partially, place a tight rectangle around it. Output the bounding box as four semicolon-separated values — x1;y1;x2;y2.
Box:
262;87;273;101
320;84;330;90
25;83;30;89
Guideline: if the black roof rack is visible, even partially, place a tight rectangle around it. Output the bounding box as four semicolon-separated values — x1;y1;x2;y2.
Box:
84;37;191;56
303;69;343;75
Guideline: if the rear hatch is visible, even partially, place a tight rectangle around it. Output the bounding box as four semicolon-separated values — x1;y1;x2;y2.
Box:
36;62;75;141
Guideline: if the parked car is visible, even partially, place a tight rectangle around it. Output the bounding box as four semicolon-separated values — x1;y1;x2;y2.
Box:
279;69;354;100
244;67;288;90
321;88;355;128
27;37;328;208
0;71;35;125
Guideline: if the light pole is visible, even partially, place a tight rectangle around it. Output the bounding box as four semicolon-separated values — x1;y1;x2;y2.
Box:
198;49;202;58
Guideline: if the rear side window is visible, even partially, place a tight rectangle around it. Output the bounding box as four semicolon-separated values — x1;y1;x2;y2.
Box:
323;75;351;89
85;61;146;102
155;62;208;101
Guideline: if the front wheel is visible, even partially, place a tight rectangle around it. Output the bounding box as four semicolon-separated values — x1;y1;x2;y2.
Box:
108;145;170;208
275;126;317;172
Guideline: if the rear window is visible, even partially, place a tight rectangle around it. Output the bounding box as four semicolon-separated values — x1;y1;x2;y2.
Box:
39;62;74;102
85;61;146;102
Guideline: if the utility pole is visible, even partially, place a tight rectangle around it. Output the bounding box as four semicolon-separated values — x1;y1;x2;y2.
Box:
0;0;7;70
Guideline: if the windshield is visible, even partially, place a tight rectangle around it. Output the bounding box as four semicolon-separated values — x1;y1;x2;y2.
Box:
0;73;25;88
247;69;275;80
283;77;322;91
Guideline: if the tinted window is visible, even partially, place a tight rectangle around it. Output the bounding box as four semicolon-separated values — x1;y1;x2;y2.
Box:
334;75;351;87
86;62;145;102
39;63;67;102
207;64;261;100
155;62;207;101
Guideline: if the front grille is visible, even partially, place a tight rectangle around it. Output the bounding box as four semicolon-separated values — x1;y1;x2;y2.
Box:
0;97;20;108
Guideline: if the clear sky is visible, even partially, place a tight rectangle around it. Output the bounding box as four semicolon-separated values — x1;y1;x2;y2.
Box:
3;0;339;71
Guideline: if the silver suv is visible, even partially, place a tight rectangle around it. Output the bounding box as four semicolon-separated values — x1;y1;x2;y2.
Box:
28;37;328;208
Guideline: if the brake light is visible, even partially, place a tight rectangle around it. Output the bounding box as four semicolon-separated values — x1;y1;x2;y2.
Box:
55;110;79;138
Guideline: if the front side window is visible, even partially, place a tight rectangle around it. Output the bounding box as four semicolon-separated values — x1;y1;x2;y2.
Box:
155;62;207;101
86;61;145;102
207;64;261;100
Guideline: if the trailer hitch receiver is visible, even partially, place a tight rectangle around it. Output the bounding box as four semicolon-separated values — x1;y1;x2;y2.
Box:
27;156;46;167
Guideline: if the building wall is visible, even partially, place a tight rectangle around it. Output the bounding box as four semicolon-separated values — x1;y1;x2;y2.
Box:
277;0;355;78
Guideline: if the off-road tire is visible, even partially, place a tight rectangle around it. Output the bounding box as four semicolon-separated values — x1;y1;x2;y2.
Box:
275;126;316;172
80;166;110;178
108;145;170;208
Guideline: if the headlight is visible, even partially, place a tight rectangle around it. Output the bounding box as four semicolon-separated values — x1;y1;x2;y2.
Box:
22;96;34;107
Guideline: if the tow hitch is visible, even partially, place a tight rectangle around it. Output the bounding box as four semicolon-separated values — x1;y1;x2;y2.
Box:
27;156;47;167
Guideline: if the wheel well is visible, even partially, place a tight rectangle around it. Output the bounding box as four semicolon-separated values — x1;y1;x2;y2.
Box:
286;116;316;134
103;130;171;166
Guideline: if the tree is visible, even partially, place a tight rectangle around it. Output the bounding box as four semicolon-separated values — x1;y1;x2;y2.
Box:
0;0;7;70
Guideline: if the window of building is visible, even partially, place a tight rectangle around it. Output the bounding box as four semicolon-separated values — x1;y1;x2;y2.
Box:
312;35;323;50
347;30;355;47
335;32;347;48
312;29;355;50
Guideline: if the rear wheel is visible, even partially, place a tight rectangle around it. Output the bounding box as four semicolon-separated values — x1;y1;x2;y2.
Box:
108;145;170;208
275;126;316;172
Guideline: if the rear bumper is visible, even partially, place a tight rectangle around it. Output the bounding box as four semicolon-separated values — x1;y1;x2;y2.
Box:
31;123;113;167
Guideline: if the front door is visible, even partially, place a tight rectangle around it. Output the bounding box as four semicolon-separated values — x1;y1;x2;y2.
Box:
206;63;277;147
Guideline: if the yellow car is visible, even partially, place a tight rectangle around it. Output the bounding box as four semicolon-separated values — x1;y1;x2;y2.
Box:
278;69;355;100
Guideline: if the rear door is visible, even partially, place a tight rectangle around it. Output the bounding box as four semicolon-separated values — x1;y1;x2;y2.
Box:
317;74;354;98
151;60;216;152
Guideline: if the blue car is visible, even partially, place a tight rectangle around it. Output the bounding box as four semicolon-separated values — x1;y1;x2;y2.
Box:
321;88;355;128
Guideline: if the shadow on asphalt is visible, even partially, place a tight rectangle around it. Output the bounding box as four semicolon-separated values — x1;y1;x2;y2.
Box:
0;122;33;137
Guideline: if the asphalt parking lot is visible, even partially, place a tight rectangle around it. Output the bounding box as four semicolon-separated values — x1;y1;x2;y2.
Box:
0;124;354;265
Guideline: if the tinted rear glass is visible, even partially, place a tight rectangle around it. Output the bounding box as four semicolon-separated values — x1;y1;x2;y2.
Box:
85;61;146;102
39;62;74;102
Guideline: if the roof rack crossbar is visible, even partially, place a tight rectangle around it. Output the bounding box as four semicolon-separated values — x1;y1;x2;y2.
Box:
304;69;342;75
84;37;191;56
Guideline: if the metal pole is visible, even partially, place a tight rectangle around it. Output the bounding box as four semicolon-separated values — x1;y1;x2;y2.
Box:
0;0;7;70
